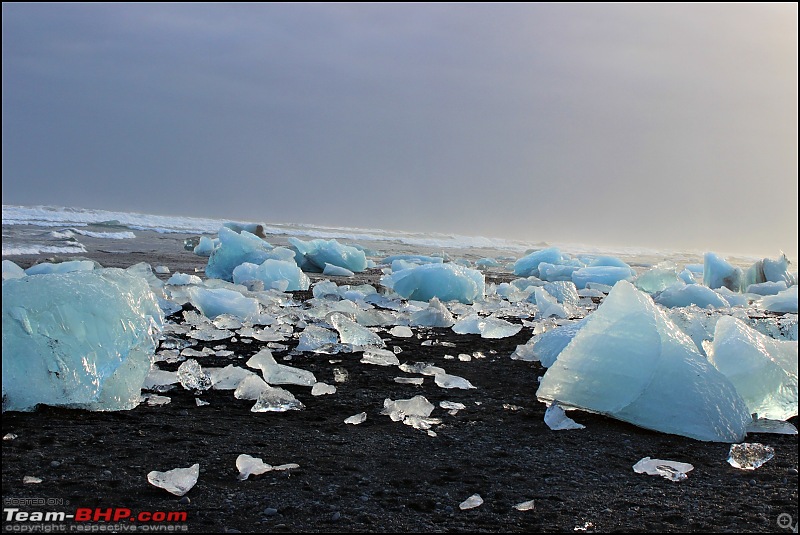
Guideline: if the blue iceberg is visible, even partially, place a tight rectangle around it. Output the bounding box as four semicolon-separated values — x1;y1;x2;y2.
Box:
288;238;367;273
232;259;310;291
571;267;634;289
703;252;743;292
654;284;730;309
2;269;163;412
205;227;276;281
513;248;563;278
381;263;485;304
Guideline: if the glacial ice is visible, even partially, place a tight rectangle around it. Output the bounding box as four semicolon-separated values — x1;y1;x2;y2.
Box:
184;286;260;319
166;273;202;286
744;254;794;286
703;252;743;292
2;269;163;412
707;316;797;420
543;281;581;306
147;464;199;496
633;457;693;481
193;236;217;257
571;267;633;290
328;312;385;348
236;454;272;480
727;443;774;470
759;286;798;313
177;359;213;391
452;314;522;338
536;281;752;442
634;263;682;294
205;227;275;281
296;325;340;353
389;326;414;338
654;284;730;309
288;237;367;273
544;402;585;430
25;260;96;275
246;349;317;387
514;500;536;512
233;375;270;400
513;248;563;277
251;385;304;412
532;287;572;318
434;373;476;390
311;382;336;396
382;395;435;422
381;263;485;304
537;263;579;282
344;412;367;424
232;259;310;291
323;263;355;277
459;494;484;510
409;297;456;327
361;348;401;366
2;260;26;280
208;365;256;390
746;281;788;296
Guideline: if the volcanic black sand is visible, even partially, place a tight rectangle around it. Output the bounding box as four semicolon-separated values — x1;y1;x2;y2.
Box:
2;251;798;533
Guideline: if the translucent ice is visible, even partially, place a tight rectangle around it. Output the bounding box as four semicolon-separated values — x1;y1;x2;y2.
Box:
166;272;202;286
654;284;729;309
329;312;385;348
746;281;788;296
344;412;367;425
434;373;476;390
544;402;585;430
25;260;96;276
233;375;269;400
744;254;794;286
382;395;435;422
571;267;633;290
147;464;199;496
2;269;163;412
527;319;586;367
2;260;26;280
289;237;367;273
727;443;774;470
246;349;317;387
759;286;798;313
543;281;581;306
184;286;260;320
409;297;456;327
232;259;310;291
537;263;579;282
193;236;216;257
513;248;563;277
361;348;401;366
177;359;213;391
703;252;743;292
323;263;355;277
205;227;275;281
381;263;485;304
707;316;797;420
389;326;414;338
459;494;484;510
208;365;257;390
533;287;572;318
236;454;272;480
634;263;682;294
251;386;304;412
311;382;336;396
296;325;341;353
633;457;693;481
536;281;751;442
452;314;522;339
514;500;536;511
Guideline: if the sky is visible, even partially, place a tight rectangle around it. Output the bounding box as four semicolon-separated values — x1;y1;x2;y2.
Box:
2;3;797;259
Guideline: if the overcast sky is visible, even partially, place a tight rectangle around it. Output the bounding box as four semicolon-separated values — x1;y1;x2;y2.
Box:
2;3;797;258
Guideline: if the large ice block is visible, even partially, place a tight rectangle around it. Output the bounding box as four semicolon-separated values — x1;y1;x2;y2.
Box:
184;286;260;319
703;252;743;292
536;281;751;442
571;267;633;290
205;227;275;281
654;284;730;309
25;260;97;276
232;259;310;291
707;316;797;420
513;248;563;277
744;254;794;287
381;263;485;304
759;286;798;313
2;269;163;412
634;263;682;294
288;237;367;273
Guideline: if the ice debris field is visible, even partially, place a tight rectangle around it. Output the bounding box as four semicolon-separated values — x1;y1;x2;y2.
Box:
2;224;798;493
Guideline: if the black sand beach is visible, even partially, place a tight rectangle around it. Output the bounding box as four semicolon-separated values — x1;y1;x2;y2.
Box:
2;250;798;533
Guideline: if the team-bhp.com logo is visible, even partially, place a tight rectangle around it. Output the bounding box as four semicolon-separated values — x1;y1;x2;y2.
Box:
4;506;188;532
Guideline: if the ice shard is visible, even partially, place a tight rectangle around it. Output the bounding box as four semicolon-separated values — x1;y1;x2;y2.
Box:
459;494;484;510
205;227;275;281
536;281;751;442
232;259;310;291
703;252;743;292
236;454;272;480
544;401;585;430
532;287;572;318
707;316;797;421
147;464;199;496
296;325;340;353
2;269;163;412
381;263;485;304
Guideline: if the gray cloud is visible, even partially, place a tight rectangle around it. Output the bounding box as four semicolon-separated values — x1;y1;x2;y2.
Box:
2;3;797;258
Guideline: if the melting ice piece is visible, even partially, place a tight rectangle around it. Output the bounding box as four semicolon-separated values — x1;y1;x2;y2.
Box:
513;248;563;277
381;263;485;304
143;368;179;391
311;382;336;396
746;281;789;296
409;298;456;327
759;286;798;313
361;348;401;366
389;326;414;338
205;227;275;281
177;359;212;391
2;269;163;412
323;263;355;277
703;252;743;292
571;267;633;290
329;312;385;348
144;394;172;406
533;287;572;318
232;259;310;292
23;476;43;484
514;500;535;511
544;402;585;430
707;316;797;420
251;386;304;412
289;237;368;273
296;325;340;353
233;375;270;400
147;464;200;496
394;377;424;385
633;457;694;481
399;362;446;376
208;365;257;390
246;349;317;387
654;284;729;309
744;254;794;286
536;281;752;442
344;412;367;425
434;373;476;390
747;418;798;435
459;494;484;510
185;286;260;320
634;263;682;294
25;260;97;276
453;314;522;339
543;281;581;306
236;454;273;480
382;395;435;422
727;443;775;470
193;236;217;257
2;260;26;280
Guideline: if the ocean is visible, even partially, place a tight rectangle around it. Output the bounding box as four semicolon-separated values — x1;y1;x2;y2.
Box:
0;204;766;271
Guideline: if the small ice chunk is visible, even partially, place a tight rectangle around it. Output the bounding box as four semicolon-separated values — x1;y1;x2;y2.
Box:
323;263;355;277
311;382;336;396
205;227;275;281
459;494;484;510
195;398;210;407
207;365;255;390
727;443;775;470
23;476;43;484
759;286;798;313
329;312;385;348
154;265;170;274
389;326;414;338
289;237;367;273
333;367;349;383
409;297;456;327
236;454;272;480
434;373;476;390
344;412;367;425
143;368;179;390
251;386;304;412
246;348;317;387
394;377;424;385
399;362;446;376
166;272;202;286
185;286;260;320
633;457;694;481
654;284;729;309
514;500;535;511
177;359;213;391
544;402;585;430
361;348;401;366
747;418;798;435
533;287;572;318
233;375;269;400
144;394;172;406
273;463;300;471
3;433;18;441
382;395;434;422
147;464;200;496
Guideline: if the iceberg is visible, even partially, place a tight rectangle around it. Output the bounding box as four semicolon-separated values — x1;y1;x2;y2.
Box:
205;227;276;281
513;248;563;277
232;259;310;292
703;252;743;292
537;263;579;282
2;269;163;412
184;286;260;320
654;284;730;309
707;316;797;420
521;319;586;367
571;267;633;290
744;254;794;286
288;237;367;273
759;286;798;313
536;281;752;442
381;263;485;304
